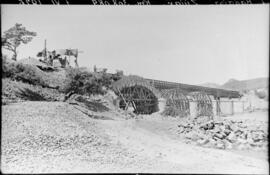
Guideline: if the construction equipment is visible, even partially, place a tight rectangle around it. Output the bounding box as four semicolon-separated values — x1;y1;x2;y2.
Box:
37;40;83;68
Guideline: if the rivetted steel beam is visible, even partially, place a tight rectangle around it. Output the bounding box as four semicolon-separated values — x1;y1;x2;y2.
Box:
145;78;241;98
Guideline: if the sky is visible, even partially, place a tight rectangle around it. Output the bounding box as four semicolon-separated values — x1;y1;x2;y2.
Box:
1;5;269;85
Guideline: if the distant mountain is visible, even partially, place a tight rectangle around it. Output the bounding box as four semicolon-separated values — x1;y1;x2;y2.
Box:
222;77;268;91
198;82;222;89
198;77;268;91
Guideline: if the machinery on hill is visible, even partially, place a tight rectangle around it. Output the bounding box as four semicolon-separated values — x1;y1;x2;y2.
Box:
37;40;83;68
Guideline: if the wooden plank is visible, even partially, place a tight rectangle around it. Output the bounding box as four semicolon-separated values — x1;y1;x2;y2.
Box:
117;88;129;110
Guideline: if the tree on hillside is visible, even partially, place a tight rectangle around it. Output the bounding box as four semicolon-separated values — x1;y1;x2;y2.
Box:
2;23;37;61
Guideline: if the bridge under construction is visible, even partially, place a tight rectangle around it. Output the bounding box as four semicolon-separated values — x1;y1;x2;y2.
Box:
146;78;241;98
112;75;241;115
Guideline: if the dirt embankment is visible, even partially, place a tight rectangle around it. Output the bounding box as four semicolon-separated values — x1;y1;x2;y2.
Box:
1;101;268;173
1;102;153;173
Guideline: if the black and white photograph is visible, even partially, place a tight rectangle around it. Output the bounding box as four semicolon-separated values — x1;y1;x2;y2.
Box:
1;3;269;174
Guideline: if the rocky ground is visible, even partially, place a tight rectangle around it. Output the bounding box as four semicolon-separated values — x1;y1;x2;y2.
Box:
176;115;268;151
1;100;269;173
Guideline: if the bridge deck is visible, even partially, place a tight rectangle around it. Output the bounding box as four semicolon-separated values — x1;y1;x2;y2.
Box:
108;73;241;98
145;78;241;98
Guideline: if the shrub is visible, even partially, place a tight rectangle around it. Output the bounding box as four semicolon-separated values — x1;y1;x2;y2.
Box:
2;56;18;78
2;58;46;86
62;68;113;96
14;63;46;86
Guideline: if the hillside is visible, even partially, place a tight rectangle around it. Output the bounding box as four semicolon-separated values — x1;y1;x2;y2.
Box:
221;77;268;91
199;77;268;91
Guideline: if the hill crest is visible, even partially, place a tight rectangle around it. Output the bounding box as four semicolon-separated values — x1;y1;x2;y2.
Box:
199;77;268;91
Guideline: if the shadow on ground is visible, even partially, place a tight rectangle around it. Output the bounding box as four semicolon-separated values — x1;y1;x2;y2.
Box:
16;88;47;101
75;96;109;112
70;104;113;120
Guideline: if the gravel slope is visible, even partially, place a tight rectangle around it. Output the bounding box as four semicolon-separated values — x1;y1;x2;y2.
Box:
1;102;189;173
1;102;269;173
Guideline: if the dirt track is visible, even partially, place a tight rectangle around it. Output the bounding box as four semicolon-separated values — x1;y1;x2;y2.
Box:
1;102;269;173
100;118;268;173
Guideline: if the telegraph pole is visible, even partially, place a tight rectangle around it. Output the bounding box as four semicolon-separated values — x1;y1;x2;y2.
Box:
74;48;79;67
44;39;47;61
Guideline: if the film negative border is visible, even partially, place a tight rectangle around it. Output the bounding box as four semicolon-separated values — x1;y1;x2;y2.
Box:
1;0;269;5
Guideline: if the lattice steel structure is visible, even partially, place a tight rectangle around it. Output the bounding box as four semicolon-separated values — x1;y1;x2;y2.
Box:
188;91;213;117
161;88;190;116
147;78;241;98
112;75;160;114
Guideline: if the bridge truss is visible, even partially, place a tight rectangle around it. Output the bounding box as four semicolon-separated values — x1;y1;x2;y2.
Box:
112;75;241;116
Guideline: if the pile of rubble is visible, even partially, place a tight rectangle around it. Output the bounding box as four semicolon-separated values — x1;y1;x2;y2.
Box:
177;118;268;150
